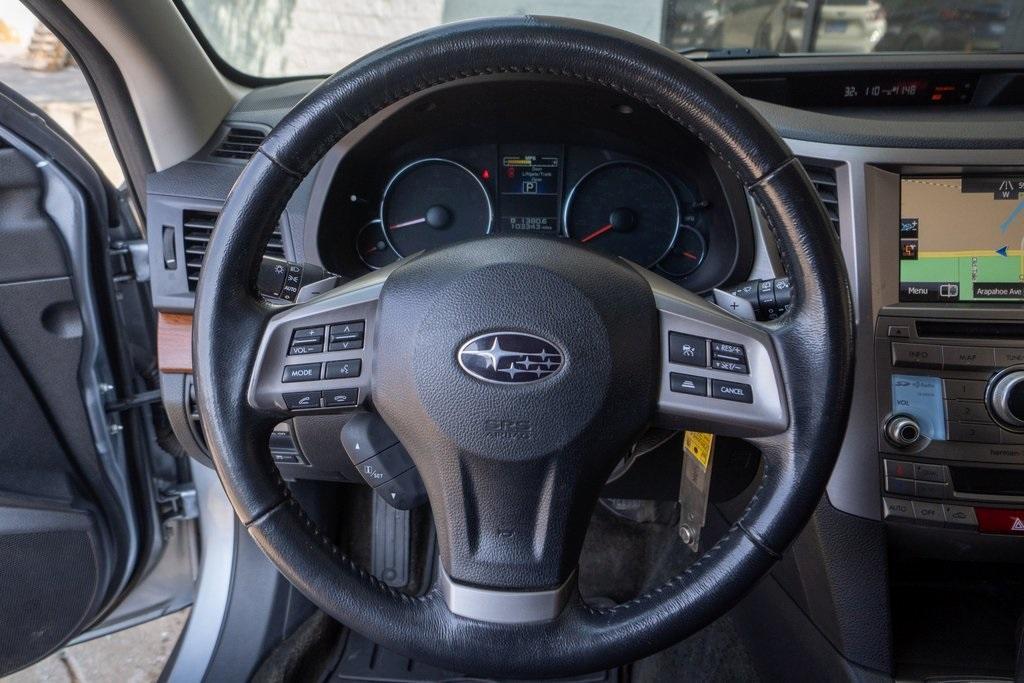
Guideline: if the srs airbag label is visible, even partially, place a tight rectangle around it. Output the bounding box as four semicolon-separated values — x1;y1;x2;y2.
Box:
891;375;947;441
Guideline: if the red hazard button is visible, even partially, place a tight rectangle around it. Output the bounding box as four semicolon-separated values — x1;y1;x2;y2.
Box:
975;508;1024;534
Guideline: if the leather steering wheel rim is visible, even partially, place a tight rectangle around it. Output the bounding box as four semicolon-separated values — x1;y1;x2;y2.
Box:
193;16;854;678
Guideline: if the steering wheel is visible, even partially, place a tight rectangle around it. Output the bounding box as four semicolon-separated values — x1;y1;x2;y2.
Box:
193;16;853;678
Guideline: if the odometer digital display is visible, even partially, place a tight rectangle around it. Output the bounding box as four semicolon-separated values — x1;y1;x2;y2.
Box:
496;145;563;234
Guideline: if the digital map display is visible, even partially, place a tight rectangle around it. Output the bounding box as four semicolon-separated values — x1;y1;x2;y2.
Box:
900;176;1024;302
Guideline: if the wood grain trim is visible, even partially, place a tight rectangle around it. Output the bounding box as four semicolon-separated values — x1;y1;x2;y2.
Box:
158;312;193;373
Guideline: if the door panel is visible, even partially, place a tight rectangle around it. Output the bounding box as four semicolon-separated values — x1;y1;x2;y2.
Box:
0;104;137;673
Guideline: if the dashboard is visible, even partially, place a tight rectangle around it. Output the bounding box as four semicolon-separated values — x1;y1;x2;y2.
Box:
312;79;753;294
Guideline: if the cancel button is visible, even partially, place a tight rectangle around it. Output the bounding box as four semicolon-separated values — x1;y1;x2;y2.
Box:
712;379;753;404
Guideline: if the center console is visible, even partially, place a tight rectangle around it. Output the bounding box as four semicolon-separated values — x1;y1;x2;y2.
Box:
876;172;1024;535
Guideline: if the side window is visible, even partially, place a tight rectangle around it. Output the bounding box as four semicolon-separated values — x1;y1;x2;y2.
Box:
0;6;124;186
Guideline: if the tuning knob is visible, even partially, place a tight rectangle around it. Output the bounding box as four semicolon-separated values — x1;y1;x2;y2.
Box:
987;370;1024;431
885;415;922;448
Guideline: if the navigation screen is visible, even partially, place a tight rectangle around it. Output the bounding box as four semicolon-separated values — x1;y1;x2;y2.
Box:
899;176;1024;302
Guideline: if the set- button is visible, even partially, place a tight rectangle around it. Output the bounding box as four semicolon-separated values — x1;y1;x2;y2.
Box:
710;341;748;374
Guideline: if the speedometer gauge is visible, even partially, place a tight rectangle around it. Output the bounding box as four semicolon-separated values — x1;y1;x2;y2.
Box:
380;158;493;257
564;161;680;267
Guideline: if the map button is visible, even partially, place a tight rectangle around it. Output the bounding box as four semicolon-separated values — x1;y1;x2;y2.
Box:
941;345;995;370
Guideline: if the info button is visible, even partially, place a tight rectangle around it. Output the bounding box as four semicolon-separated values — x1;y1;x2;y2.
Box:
892;342;941;369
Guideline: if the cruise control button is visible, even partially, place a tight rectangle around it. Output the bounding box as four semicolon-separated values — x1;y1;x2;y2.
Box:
711;379;753;403
325;359;362;379
668;333;707;367
711;359;748;374
711;341;746;361
357;443;413;486
283;391;320;410
670;373;707;396
281;363;321;383
324;388;359;407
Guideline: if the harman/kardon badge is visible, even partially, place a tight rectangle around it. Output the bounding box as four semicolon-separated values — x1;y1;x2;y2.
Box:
458;332;563;384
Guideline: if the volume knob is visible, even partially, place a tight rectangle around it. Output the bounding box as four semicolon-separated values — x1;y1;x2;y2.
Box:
885;415;921;447
987;370;1024;430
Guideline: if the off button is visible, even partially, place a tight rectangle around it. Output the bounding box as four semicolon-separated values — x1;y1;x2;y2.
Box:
711;379;753;404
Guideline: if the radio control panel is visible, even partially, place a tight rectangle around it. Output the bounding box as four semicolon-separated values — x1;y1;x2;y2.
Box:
876;314;1024;535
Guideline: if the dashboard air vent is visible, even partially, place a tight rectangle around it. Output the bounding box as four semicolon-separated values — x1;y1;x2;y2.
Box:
182;209;284;291
800;163;840;234
211;126;266;161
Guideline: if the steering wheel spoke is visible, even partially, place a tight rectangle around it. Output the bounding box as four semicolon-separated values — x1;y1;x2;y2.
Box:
634;269;789;439
246;266;393;416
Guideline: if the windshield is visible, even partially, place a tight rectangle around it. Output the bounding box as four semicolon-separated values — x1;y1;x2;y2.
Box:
179;0;1024;80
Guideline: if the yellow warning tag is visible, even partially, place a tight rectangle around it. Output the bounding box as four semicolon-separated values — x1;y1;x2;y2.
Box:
683;431;715;470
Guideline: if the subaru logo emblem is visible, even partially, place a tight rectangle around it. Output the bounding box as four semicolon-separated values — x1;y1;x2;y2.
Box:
458;333;564;384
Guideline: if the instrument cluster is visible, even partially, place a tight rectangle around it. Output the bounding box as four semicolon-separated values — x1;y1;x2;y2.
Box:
323;141;749;293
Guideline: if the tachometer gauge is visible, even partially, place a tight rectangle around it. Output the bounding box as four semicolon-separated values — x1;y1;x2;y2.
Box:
657;224;707;278
381;158;493;257
564;161;680;267
356;219;399;270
